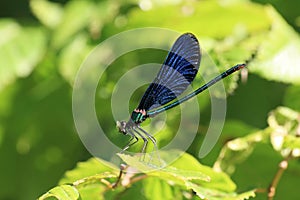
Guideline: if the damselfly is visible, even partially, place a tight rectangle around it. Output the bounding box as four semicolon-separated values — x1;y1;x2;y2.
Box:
116;33;246;154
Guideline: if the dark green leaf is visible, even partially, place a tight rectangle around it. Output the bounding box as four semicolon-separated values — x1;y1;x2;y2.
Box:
283;85;300;112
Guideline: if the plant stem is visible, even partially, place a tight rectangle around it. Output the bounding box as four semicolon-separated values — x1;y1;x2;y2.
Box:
267;153;292;200
111;164;128;188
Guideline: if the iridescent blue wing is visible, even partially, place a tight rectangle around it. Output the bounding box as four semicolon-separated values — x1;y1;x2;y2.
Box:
137;33;201;111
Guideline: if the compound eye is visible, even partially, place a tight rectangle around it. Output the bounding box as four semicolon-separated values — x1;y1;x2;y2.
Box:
116;121;127;134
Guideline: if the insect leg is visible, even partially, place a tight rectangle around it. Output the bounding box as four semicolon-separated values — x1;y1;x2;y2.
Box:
120;129;138;153
132;127;148;155
137;126;158;151
137;126;162;166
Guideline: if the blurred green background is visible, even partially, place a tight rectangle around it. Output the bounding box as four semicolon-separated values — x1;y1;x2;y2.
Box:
0;0;299;199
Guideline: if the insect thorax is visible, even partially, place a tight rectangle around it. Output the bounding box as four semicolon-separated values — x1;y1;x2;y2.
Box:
130;109;147;124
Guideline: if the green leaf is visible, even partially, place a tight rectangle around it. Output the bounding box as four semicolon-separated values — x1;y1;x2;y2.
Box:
0;19;46;91
40;152;254;200
125;1;269;38
75;183;105;200
118;153;210;189
119;1;300;85
118;151;236;192
143;177;175;200
55;158;120;200
213;129;271;174
215;106;300;175
51;0;95;48
38;185;80;200
30;0;63;29
250;6;300;84
59;157;118;184
117;152;210;184
104;180;146;200
72;172;118;188
282;135;300;149
268;106;299;133
58;33;93;84
186;182;255;200
268;107;300;153
114;0;270;96
117;151;250;199
117;153;161;171
165;150;236;192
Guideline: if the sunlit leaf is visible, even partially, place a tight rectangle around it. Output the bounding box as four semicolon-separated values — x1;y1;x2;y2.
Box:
56;158;120;200
58;33;93;85
117;153;211;189
250;6;300;84
118;151;237;193
268;106;300;154
125;1;269;38
4;0;300;199
76;183;105;200
165;150;236;192
38;185;80;200
51;0;95;48
186;181;255;200
30;0;63;29
282;135;300;149
115;1;271;95
213;129;271;174
0;19;46;91
59;157;118;184
117;152;210;183
143;177;175;200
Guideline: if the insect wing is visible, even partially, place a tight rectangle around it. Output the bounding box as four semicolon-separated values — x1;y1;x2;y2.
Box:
137;33;201;111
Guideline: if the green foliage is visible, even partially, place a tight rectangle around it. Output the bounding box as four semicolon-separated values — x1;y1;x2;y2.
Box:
0;0;299;199
39;152;256;200
38;105;300;199
250;6;300;84
38;185;80;200
0;19;46;91
214;106;300;174
59;158;119;184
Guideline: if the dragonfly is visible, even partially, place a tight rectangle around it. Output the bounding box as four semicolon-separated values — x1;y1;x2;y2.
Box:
116;33;246;154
